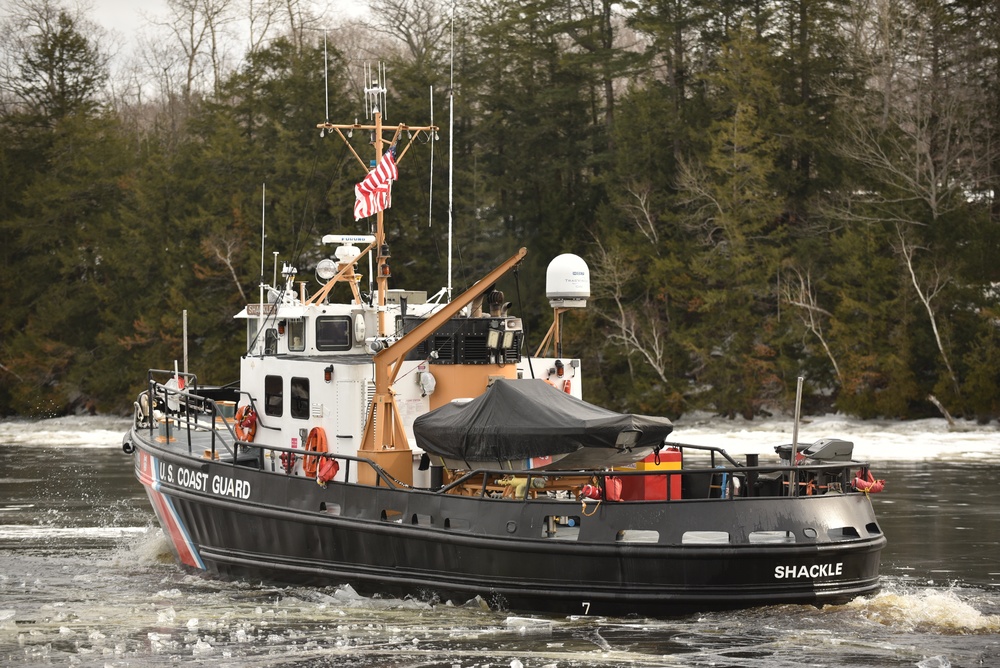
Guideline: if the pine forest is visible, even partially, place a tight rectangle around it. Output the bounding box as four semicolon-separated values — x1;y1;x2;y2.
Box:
1;0;999;422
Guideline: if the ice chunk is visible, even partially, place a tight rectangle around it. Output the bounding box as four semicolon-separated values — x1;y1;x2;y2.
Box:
917;657;951;668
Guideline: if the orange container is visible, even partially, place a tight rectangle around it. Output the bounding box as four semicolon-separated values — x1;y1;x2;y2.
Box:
618;447;682;500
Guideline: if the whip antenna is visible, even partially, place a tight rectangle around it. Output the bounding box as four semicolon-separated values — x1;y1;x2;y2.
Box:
428;86;434;228
321;32;329;135
258;183;266;343
447;2;455;300
260;183;266;280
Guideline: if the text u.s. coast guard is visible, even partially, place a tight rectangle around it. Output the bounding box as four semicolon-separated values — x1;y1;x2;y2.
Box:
159;462;251;499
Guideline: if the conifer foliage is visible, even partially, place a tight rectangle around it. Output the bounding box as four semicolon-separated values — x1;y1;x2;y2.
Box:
0;0;997;420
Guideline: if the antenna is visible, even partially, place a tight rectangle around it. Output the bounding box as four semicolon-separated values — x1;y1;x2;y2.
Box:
447;3;455;301
260;183;266;281
364;62;387;120
321;32;329;136
258;183;266;341
428;85;434;228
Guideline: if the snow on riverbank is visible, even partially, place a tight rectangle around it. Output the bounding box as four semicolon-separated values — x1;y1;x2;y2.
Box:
671;412;999;461
1;413;996;461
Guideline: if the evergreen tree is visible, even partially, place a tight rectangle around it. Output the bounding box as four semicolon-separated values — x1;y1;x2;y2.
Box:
8;6;108;123
0;4;125;414
0;0;998;419
456;0;605;332
673;27;788;417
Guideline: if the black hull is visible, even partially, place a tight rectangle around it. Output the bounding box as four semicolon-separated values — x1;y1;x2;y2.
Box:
132;431;885;617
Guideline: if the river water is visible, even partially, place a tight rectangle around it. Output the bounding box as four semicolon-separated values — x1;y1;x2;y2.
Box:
1;415;998;667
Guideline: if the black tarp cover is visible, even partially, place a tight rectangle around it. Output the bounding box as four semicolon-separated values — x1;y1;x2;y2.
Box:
412;379;674;462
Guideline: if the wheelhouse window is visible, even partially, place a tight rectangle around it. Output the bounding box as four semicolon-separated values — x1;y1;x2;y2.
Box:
316;316;352;351
288;319;305;352
264;328;278;355
291;377;310;419
247;321;259;351
264;375;283;416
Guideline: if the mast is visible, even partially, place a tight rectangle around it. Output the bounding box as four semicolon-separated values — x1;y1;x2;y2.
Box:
316;67;443;483
316;112;438;334
316;69;528;484
316;80;438;337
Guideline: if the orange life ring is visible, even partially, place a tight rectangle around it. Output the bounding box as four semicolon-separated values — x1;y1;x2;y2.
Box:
303;427;328;479
235;405;257;442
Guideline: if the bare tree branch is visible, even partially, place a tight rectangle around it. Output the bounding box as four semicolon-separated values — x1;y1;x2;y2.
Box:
591;240;672;386
365;0;449;66
621;181;659;247
247;0;282;56
204;236;249;303
894;223;959;397
780;266;842;383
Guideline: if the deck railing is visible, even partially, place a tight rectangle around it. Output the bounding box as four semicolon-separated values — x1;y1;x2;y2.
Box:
137;375;873;501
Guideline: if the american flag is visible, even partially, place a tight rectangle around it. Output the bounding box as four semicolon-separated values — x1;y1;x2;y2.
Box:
354;149;398;220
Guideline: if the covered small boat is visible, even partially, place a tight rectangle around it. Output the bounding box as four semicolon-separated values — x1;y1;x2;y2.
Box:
414;378;675;470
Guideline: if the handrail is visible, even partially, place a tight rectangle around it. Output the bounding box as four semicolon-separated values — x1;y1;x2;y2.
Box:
249;444;400;489
662;442;743;467
145;375;238;459
139;372;866;500
147;368;198;392
140;387;400;489
435;459;865;501
437;461;862;484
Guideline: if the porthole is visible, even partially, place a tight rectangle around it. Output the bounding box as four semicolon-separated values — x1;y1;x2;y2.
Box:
682;531;729;545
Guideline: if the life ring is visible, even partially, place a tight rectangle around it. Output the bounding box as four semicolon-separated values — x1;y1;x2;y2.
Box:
235;405;257;442
303;427;328;479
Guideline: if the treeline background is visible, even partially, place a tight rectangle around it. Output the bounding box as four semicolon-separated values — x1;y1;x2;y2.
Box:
1;0;998;421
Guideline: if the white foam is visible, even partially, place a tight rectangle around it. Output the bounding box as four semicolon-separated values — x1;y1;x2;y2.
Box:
847;587;1000;633
0;416;131;448
0;525;147;540
107;527;174;567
